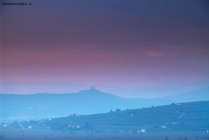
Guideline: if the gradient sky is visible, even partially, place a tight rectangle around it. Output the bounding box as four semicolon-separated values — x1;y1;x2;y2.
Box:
0;0;209;98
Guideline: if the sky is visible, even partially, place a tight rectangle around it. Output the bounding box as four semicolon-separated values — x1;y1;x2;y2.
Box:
0;0;209;98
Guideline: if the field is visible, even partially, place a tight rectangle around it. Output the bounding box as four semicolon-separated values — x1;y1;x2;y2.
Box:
0;128;208;140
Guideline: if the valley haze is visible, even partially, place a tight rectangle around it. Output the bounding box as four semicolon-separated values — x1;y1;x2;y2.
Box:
0;86;208;121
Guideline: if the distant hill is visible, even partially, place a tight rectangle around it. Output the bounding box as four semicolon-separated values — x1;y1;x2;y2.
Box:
0;87;149;121
0;87;208;121
162;86;209;103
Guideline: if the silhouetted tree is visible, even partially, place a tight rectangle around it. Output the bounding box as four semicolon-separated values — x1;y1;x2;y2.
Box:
116;108;121;112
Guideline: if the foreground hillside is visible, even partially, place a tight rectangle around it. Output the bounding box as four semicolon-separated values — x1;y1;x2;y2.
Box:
1;101;208;140
44;101;209;133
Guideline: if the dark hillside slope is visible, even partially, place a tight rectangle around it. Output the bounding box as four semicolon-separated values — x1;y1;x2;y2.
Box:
38;101;209;133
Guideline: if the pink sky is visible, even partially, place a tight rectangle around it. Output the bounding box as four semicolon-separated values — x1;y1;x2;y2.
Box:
0;0;209;97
